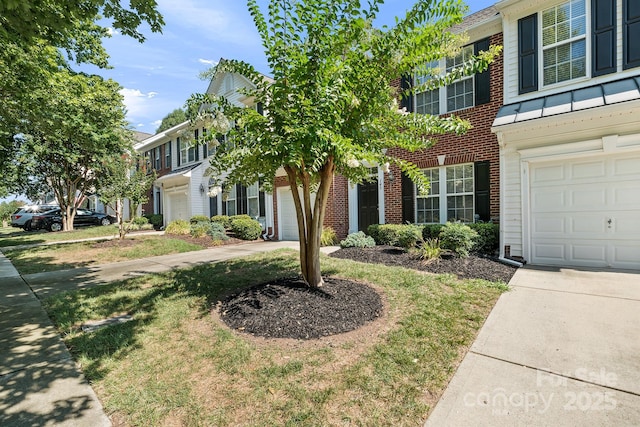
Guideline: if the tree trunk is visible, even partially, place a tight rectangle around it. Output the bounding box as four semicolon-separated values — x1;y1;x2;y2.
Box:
285;159;335;288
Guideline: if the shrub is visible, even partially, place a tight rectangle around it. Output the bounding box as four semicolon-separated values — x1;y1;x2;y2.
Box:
207;222;229;241
468;223;499;255
190;215;210;224
230;217;263;240
148;214;163;228
439;222;478;258
127;222;154;231
165;219;190;235
320;227;338;246
368;224;422;249
422;223;445;240
132;216;149;226
190;221;211;238
340;231;376;248
211;215;231;229
416;238;443;262
396;225;423;249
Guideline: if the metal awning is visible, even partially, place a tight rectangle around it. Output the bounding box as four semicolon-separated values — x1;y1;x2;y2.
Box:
493;75;640;127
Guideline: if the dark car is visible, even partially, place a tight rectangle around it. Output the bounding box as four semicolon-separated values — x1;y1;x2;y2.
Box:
31;208;115;232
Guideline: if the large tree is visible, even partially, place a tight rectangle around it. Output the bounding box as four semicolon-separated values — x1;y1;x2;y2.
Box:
156;108;188;133
16;69;132;231
189;0;500;287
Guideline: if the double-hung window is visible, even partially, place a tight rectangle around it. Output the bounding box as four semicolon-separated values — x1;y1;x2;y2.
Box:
445;45;475;111
413;39;490;115
154;147;161;170
165;142;171;169
224;185;237;216
246;183;260;218
416;164;475;224
179;137;188;165
542;0;587;85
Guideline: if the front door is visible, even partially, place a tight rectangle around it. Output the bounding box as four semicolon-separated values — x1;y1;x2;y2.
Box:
358;178;379;232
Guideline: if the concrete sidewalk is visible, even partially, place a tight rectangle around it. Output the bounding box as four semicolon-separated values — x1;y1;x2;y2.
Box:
0;239;310;426
0;251;111;426
425;265;640;426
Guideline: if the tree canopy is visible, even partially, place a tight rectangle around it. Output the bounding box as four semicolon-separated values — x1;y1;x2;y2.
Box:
191;0;502;288
156;108;188;133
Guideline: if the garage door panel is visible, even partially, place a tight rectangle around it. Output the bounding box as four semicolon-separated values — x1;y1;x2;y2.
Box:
530;153;640;270
571;160;606;179
532;164;565;182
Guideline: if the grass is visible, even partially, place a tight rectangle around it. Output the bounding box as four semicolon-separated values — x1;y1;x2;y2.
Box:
43;250;508;426
0;224;124;248
4;236;205;274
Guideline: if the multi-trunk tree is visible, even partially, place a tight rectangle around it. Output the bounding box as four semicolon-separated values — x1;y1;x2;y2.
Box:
188;0;501;288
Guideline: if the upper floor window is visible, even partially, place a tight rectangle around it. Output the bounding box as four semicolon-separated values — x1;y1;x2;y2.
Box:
518;0;640;94
154;146;161;170
542;0;586;85
165;142;171;169
412;39;490;115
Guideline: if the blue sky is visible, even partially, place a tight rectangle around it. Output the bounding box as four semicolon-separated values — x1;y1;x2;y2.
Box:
78;0;496;135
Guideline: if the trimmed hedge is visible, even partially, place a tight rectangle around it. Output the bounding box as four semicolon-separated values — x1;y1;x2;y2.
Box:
211;215;232;229
190;215;211;224
439;222;478;258
230;217;263;240
367;224;423;249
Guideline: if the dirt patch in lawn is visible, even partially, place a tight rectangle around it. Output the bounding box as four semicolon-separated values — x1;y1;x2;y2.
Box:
330;245;518;283
219;276;384;340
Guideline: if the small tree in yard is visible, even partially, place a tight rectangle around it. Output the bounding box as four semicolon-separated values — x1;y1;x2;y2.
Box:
99;153;156;239
188;0;500;287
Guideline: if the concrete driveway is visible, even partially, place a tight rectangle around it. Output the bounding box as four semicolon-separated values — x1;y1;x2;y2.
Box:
426;265;640;426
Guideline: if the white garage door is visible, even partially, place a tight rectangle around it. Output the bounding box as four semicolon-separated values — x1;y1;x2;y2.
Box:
168;193;189;223
277;187;319;241
278;187;300;240
530;153;640;269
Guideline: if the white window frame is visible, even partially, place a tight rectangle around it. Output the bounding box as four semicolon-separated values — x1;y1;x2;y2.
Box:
540;0;589;87
246;183;260;219
416;163;475;224
165;142;171;169
224;185;237;216
415;45;475;115
155;147;161;170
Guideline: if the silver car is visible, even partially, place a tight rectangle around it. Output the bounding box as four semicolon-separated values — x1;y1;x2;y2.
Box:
10;205;58;231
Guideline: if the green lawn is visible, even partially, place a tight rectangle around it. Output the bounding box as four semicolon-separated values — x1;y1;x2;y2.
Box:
0;224;123;248
4;236;204;274
44;250;508;426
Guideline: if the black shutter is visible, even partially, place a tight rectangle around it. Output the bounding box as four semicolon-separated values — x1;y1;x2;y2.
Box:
474;38;491;105
257;102;264;115
474;161;490;222
624;0;640;69
592;0;616;76
401;173;415;223
400;75;414;112
176;138;181;166
518;14;538;94
202;128;208;157
237;184;248;215
259;188;266;217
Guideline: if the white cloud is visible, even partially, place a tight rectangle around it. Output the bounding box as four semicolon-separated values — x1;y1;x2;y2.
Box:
120;88;159;116
199;58;218;66
106;27;119;36
152;119;163;128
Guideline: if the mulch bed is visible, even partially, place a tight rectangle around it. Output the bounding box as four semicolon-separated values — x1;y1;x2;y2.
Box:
330;245;518;283
219;277;383;340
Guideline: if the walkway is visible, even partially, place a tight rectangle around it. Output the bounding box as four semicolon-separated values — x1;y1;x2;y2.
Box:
0;239;305;426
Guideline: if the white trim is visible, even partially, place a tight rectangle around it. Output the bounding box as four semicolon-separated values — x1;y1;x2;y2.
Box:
377;168;386;225
520;160;531;263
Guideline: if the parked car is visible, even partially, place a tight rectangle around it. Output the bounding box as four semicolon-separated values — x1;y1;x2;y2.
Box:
10;205;59;231
31;208;116;232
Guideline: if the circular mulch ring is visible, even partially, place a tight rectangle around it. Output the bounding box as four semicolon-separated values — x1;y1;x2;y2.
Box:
219;277;383;340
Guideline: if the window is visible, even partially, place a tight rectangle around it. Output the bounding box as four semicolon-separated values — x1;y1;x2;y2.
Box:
446;45;475;111
542;0;587;85
155;147;161;170
179;137;188;165
416;168;440;223
416;164;475;224
224;185;237;216
247;183;260;218
165;142;171;169
414;41;489;115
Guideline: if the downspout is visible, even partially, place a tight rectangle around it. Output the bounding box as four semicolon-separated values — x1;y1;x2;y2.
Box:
264;192;275;240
